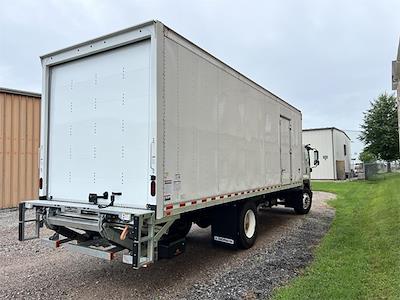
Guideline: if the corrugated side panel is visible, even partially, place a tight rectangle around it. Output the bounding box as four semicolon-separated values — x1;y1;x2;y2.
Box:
162;34;302;214
0;92;40;209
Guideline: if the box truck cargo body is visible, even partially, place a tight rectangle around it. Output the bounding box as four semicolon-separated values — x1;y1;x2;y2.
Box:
19;21;319;268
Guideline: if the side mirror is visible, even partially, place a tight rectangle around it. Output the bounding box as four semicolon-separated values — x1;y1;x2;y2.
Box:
313;150;320;167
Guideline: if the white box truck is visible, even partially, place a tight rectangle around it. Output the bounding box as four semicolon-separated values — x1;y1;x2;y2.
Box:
19;20;319;268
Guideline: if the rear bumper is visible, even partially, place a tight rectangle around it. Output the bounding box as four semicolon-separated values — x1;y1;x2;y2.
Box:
25;199;152;221
19;199;176;269
24;199;154;233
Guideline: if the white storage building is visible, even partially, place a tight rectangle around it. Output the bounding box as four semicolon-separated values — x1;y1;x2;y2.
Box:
303;127;351;180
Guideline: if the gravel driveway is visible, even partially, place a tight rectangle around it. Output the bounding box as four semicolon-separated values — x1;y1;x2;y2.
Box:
0;191;335;299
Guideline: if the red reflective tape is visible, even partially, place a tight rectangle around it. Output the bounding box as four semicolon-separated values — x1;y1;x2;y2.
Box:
166;186;285;206
150;180;156;197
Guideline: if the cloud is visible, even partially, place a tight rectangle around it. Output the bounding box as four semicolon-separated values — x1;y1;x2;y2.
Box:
0;0;399;132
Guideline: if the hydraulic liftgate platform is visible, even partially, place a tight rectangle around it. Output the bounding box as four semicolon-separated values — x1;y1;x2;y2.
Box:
18;200;178;269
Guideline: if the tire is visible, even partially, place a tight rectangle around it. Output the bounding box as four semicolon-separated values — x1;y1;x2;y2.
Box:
165;219;192;241
195;218;211;229
293;189;312;215
237;201;258;249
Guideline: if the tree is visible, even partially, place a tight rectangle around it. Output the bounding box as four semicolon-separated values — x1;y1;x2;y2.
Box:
359;93;399;171
359;149;377;163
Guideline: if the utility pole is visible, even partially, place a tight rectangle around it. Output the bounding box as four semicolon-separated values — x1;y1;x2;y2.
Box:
392;40;400;153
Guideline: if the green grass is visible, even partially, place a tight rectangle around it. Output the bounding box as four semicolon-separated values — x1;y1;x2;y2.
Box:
273;174;400;300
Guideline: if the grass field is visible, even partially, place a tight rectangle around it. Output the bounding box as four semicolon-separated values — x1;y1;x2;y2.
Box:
273;174;400;300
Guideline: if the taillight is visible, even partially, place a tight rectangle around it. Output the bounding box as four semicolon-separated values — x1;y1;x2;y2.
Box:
150;175;156;196
39;177;43;189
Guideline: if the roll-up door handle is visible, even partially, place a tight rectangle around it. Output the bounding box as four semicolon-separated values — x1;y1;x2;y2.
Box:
88;191;108;205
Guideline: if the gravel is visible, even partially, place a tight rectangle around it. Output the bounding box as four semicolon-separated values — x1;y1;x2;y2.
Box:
0;192;335;300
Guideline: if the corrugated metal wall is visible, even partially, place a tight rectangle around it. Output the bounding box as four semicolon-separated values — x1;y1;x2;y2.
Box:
0;89;41;209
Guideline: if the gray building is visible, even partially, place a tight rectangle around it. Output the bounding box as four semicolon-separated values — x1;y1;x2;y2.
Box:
303;127;351;180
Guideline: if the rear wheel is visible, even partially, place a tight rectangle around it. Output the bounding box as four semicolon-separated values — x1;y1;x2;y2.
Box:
293;190;312;214
164;219;192;241
195;217;211;229
238;201;258;249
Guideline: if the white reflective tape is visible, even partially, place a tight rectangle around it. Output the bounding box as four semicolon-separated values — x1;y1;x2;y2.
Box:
213;236;234;245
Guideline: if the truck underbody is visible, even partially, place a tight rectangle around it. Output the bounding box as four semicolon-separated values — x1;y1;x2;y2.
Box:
19;182;312;269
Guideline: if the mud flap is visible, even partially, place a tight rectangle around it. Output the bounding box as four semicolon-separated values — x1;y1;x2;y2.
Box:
211;203;239;249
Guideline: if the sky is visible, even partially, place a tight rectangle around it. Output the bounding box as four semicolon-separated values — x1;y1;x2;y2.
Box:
0;0;399;157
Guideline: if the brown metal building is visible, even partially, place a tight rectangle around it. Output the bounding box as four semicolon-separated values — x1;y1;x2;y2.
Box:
0;87;40;209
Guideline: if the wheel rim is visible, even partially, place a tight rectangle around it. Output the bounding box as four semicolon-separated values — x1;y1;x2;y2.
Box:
244;209;256;238
303;193;311;210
